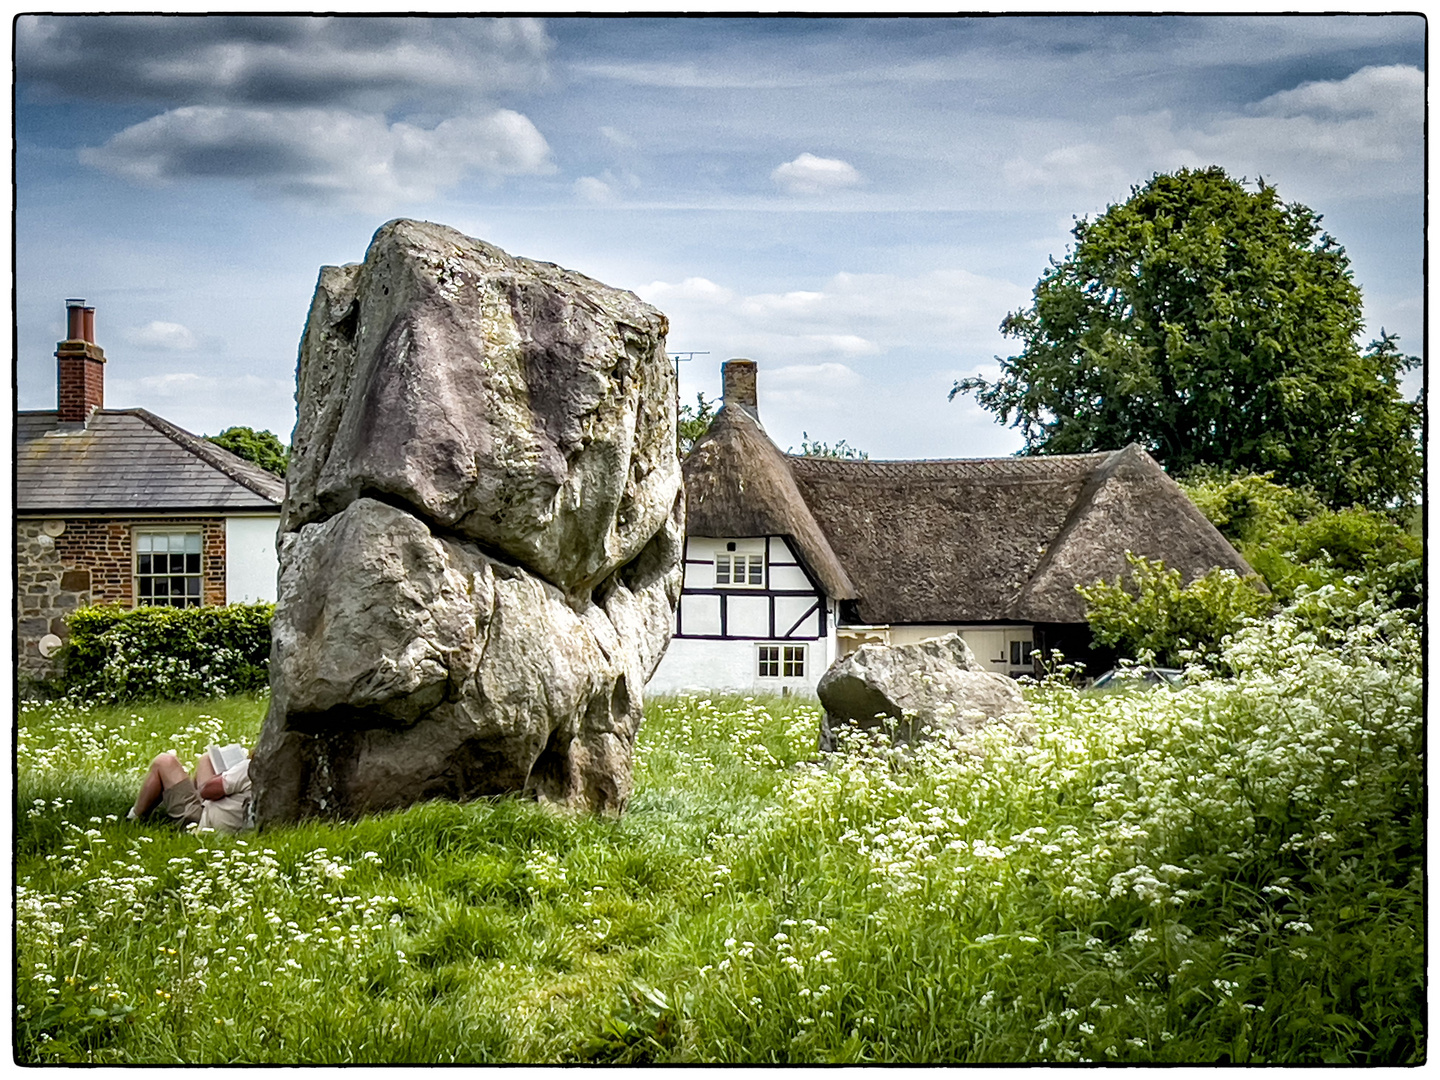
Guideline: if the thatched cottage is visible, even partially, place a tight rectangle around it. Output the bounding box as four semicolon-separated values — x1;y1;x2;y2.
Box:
645;359;1255;695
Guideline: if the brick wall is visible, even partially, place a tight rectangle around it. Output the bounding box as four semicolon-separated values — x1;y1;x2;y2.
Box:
56;342;106;422
16;516;227;684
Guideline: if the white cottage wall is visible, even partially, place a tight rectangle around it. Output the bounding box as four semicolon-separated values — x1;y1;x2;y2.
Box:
678;592;722;636
647;533;834;695
647;635;834;695
224;515;280;603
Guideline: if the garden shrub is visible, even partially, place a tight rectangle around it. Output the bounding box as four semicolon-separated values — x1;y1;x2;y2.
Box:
1181;470;1422;613
64;603;273;703
1077;553;1271;667
1266;507;1422;610
1180;469;1325;545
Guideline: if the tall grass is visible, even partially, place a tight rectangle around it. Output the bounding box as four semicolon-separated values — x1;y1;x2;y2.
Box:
15;603;1423;1063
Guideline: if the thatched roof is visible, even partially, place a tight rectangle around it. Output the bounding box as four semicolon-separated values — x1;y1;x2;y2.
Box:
686;412;1255;625
683;406;857;599
788;452;1101;624
1011;443;1257;623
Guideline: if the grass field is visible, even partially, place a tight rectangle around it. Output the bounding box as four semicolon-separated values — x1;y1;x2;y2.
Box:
15;606;1423;1063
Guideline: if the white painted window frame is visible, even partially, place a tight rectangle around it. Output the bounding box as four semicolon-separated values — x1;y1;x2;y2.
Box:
133;527;204;609
757;641;807;680
714;540;765;589
757;643;781;678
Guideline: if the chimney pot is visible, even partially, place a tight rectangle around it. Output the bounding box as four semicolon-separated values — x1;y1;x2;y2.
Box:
82;307;95;344
65;299;86;342
722;358;758;418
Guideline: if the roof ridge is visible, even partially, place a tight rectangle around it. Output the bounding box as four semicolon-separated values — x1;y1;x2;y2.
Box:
129;409;285;505
787;450;1112;466
787;454;1108;482
1008;446;1131;618
1008;443;1255;623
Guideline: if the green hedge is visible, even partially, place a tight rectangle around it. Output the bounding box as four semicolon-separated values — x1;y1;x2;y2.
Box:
64;603;274;703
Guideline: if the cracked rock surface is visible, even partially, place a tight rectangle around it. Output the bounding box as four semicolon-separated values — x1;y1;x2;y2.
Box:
252;219;682;823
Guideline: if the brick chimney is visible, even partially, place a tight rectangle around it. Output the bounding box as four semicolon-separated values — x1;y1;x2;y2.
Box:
722;358;758;420
56;298;105;422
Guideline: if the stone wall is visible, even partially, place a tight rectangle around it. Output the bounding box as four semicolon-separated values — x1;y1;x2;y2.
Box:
16;517;227;684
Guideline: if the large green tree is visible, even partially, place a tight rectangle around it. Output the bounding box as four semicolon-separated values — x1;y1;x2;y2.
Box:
953;167;1421;509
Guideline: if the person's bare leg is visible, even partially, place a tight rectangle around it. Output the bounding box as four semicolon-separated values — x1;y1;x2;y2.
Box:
130;752;189;819
193;753;218;791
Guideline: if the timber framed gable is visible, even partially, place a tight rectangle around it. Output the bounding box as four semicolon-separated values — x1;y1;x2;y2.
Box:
674;534;829;642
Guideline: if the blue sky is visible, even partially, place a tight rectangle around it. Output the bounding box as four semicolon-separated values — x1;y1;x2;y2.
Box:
14;14;1425;459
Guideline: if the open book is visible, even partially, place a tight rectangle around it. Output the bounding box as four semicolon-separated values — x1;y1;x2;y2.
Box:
208;743;249;774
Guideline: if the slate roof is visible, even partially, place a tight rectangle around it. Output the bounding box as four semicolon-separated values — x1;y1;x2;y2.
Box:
685;407;1256;626
16;409;285;514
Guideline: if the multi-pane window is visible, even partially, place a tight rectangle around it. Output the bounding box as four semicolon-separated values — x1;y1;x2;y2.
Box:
135;531;203;608
1010;640;1034;667
715;552;763;587
758;643;807;679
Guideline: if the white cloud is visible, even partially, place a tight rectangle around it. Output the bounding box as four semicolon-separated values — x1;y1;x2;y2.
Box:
123;320;198;351
1002;140;1142;195
573;168;640;204
772;153;862;196
1200;65;1422;190
1251;63;1421;118
642;266;1028;373
599;125;635;148
637;277;736;305
766;360;864;394
107;371;298;438
79;105;554;209
801;334;873;356
1000;65;1422;202
740;290;826;317
135;372;205;395
572;60;806;91
574;175;615;204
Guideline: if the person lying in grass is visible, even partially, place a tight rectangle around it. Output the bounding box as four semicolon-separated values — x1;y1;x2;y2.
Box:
127;746;252;832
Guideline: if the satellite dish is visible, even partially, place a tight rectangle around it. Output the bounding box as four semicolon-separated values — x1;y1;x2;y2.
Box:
38;634;63;658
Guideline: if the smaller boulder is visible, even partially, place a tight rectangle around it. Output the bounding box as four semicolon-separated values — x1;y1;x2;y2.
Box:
817;634;1030;750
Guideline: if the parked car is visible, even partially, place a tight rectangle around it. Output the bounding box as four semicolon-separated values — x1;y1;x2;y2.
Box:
1089;666;1184;691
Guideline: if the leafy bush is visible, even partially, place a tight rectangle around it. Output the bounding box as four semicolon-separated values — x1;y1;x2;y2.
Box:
64;603;273;703
1180;471;1422;614
1266;508;1422;611
1077;553;1271;667
1181;470;1324;544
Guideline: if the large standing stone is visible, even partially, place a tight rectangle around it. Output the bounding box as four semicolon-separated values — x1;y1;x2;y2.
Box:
817;634;1030;750
252;219;683;823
